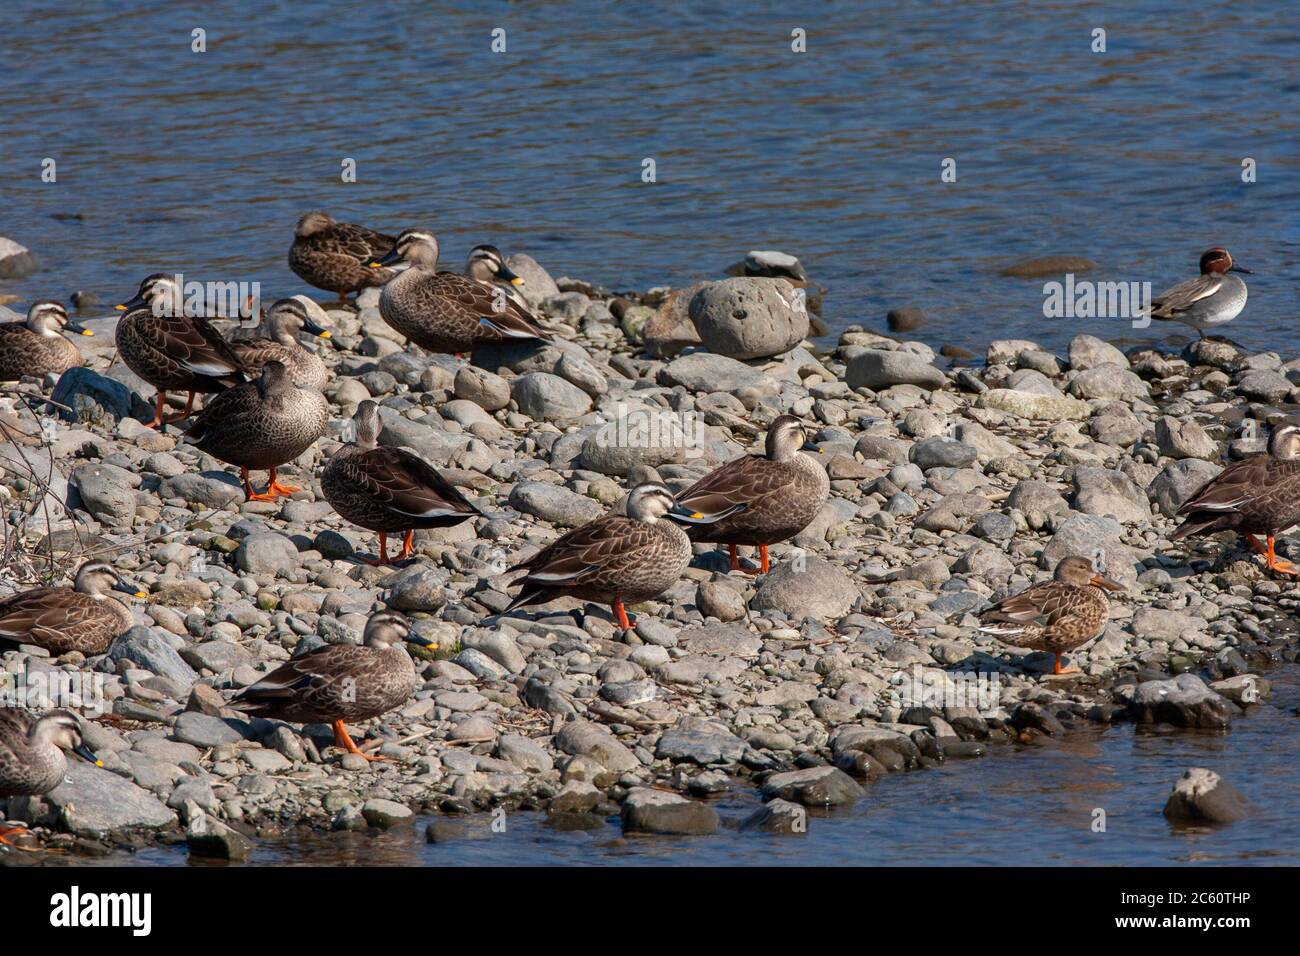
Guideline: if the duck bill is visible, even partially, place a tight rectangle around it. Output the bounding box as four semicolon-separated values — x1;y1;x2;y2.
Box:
1229;264;1252;274
301;318;331;339
115;293;146;311
114;579;148;599
65;320;94;336
498;264;524;286
666;503;717;525
804;441;826;455
404;634;438;650
73;742;104;767
369;247;402;269
1090;574;1125;592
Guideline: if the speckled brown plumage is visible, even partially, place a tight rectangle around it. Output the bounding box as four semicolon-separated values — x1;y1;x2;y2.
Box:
0;301;85;381
1172;425;1300;575
288;212;395;298
506;485;692;620
0;561;140;655
185;361;329;472
376;230;549;354
677;415;829;573
115;304;246;393
978;556;1122;673
229;297;331;390
322;401;481;548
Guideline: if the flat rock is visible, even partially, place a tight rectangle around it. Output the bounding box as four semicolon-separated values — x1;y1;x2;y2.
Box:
46;762;177;838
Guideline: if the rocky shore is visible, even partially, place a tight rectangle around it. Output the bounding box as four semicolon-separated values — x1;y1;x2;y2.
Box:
0;252;1293;860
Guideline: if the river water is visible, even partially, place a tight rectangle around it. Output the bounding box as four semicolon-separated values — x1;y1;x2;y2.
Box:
3;2;1299;865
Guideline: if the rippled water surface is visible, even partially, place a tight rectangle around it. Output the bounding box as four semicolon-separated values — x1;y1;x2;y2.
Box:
2;2;1298;355
3;2;1299;866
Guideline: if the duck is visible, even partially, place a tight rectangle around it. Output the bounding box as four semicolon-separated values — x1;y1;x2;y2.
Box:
0;301;93;382
1149;247;1251;338
184;360;329;501
288;211;396;304
674;414;829;574
1171;424;1300;576
229;611;434;761
115;273;249;427
1;709;103;848
458;243;528;309
0;560;145;655
322;400;482;564
370;230;550;355
978;555;1124;675
229;295;333;390
505;482;701;631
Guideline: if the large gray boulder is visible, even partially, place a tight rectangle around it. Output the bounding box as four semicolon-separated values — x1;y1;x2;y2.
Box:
752;556;858;620
846;349;946;391
688;277;807;360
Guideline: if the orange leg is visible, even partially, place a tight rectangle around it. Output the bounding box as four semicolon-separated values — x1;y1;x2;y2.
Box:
758;544;770;574
333;719;386;762
728;544;740;572
162;390;197;424
0;825;41;852
394;529;415;560
142;393;168;429
338;290;348;305
1053;653;1063;676
613;598;632;631
358;533;391;565
245;466;300;502
1246;534;1298;575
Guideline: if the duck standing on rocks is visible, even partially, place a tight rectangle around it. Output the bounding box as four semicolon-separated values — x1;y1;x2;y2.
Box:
184;360;329;501
505;482;704;631
1149;247;1251;338
674;414;829;574
115;273;248;427
370;230;550;355
0;301;93;382
978;556;1124;675
288;211;396;304
229;295;333;390
1;709;103;848
229;611;434;761
1172;424;1300;576
0;560;145;655
322;401;482;564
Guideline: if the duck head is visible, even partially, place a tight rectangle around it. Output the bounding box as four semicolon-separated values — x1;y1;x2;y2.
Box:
364;611;437;650
766;414;820;461
254;360;293;399
294;211;335;238
73;560;146;600
27;300;92;337
32;710;103;767
466;244;524;286
1268;424;1300;460
266;295;332;345
626;481;700;525
1199;247;1251;276
370;229;439;269
116;273;183;315
1054;555;1124;591
351;399;382;449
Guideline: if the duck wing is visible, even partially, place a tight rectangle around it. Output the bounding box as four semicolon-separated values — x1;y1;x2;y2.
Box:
0;588;95;642
979;581;1073;630
328;223;397;264
1177;455;1290;514
131;310;247;384
229;644;370;715
675;454;780;520
510;516;651;583
428;273;551;341
1150;274;1224;319
347;447;482;520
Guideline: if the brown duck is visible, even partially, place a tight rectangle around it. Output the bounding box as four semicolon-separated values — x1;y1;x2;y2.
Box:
0;710;103;848
978;556;1124;675
1172;424;1300;575
115;273;248;427
505;482;699;630
371;230;550;355
322;401;482;564
229;611;434;761
288;212;396;304
0;301;93;382
229;295;333;390
674;415;829;574
0;560;145;655
184;360;329;501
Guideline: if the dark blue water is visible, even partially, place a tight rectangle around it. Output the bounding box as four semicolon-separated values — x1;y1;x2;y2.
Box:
2;1;1298;354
